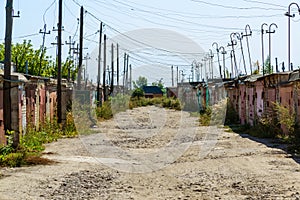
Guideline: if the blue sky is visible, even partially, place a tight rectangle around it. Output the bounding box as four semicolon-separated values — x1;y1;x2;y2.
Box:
1;0;300;86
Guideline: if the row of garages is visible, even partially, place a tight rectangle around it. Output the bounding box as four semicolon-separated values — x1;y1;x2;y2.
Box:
0;73;73;144
174;70;300;134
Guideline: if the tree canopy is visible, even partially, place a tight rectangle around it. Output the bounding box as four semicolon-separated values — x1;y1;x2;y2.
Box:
0;40;76;79
133;76;147;89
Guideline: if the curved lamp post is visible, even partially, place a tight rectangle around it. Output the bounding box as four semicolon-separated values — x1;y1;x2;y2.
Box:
228;33;238;77
212;42;222;78
266;23;278;74
198;62;203;81
219;46;227;79
230;50;235;78
285;2;300;71
242;24;253;74
261;23;268;76
234;32;247;75
208;49;214;79
202;57;208;81
192;60;198;82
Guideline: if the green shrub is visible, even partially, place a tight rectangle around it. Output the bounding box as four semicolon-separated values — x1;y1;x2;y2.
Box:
0;112;78;167
95;100;113;120
199;107;212;126
131;88;144;99
0;152;25;167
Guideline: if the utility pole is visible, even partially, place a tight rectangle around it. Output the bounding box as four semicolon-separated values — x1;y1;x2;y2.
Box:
171;65;174;86
39;24;50;76
110;43;114;95
176;66;179;86
123;53;127;92
103;34;107;101
129;64;132;90
126;54;129;91
97;22;103;107
56;0;63;124
77;6;84;90
66;36;75;81
84;53;91;89
4;0;13;146
117;43;120;88
71;43;79;80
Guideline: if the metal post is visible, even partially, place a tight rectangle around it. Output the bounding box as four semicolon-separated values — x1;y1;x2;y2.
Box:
230;50;234;78
285;3;300;71
212;42;222;78
266;23;278;74
209;49;214;80
242;24;253;74
234;32;247;75
228;33;238;77
219;46;226;79
261;23;268;76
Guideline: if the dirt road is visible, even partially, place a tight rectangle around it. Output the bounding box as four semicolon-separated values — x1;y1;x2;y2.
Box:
1;106;300;199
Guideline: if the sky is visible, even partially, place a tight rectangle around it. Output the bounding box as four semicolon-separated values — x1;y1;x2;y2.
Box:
1;0;300;86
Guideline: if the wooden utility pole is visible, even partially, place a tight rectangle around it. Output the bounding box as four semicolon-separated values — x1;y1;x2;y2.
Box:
77;6;84;90
57;0;63;124
39;24;50;76
103;34;107;101
123;53;127;91
129;64;132;90
176;66;179;86
110;43;114;95
96;22;103;107
117;43;119;87
66;36;75;81
4;0;13;145
171;65;174;86
126;54;129;91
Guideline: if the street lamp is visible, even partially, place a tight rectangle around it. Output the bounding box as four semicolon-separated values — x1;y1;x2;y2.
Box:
230;50;235;78
202;56;208;81
192;60;197;82
208;49;214;80
228;33;238;77
285;2;300;71
242;24;253;74
266;23;278;74
212;42;222;78
219;46;227;79
261;23;268;76
233;32;247;75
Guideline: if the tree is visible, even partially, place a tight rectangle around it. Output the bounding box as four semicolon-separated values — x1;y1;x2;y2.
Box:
131;88;144;99
152;78;166;95
133;76;147;89
0;40;76;79
262;56;273;75
253;60;260;75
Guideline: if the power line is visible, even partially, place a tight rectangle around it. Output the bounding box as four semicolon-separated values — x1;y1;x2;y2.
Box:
13;33;40;39
43;0;56;25
190;0;285;11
